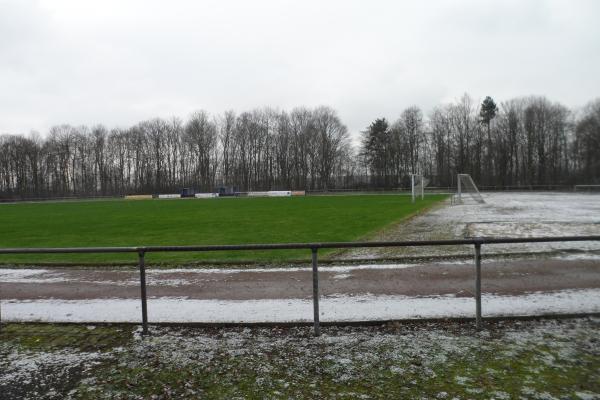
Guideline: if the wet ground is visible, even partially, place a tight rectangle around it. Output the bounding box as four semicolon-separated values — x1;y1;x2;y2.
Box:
2;258;600;301
340;192;600;259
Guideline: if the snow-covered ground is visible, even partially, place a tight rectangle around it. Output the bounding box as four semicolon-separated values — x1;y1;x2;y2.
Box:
458;192;600;237
4;289;600;323
453;192;600;253
344;192;600;259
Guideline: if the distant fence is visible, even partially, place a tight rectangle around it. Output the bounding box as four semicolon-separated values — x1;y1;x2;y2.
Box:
574;185;600;192
307;185;598;195
4;185;600;203
1;236;600;336
478;184;577;191
0;195;123;203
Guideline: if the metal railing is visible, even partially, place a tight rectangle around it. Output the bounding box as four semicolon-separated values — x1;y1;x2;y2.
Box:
1;235;599;336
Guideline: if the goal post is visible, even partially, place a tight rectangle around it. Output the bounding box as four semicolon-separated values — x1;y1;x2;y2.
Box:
456;174;485;204
411;174;429;203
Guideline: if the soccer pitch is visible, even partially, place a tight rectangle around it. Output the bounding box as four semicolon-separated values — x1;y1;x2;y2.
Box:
0;194;447;264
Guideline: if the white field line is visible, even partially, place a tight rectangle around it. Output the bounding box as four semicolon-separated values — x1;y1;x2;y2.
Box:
3;289;599;323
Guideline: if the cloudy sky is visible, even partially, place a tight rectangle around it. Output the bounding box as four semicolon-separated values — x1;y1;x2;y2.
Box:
1;0;599;138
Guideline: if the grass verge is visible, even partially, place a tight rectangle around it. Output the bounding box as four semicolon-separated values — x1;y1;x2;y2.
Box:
1;318;598;399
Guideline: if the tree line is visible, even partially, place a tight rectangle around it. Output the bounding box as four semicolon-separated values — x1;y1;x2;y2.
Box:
1;95;599;199
360;94;599;188
0;106;354;198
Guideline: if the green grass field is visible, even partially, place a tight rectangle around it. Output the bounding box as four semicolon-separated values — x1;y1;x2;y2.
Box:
0;194;446;264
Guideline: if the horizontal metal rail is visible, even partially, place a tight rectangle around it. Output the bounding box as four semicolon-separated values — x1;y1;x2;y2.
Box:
1;235;599;336
1;236;599;254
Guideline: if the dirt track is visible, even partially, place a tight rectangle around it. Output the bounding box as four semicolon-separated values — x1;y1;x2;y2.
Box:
2;258;599;301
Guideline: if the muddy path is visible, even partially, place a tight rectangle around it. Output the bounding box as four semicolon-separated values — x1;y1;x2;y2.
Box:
2;258;599;301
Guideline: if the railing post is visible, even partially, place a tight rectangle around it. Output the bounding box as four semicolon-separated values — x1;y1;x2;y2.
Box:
138;250;149;336
474;242;482;330
311;247;321;337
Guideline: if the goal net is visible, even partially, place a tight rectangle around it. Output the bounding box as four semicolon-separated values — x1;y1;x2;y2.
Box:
411;174;429;202
456;174;485;204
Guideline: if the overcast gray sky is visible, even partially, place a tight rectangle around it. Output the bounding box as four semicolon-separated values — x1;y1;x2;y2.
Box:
1;0;599;139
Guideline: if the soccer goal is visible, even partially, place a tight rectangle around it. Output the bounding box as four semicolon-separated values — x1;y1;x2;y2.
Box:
411;174;429;203
456;174;485;204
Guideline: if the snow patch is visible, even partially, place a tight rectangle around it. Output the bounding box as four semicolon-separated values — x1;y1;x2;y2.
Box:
0;263;419;286
3;289;599;323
